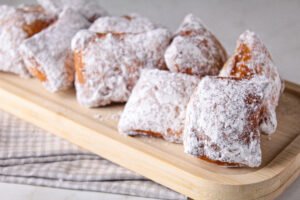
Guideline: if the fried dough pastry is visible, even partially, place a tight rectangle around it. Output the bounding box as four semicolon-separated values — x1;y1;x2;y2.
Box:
89;14;156;34
220;30;284;134
19;8;90;92
164;14;227;77
118;69;199;143
184;76;266;167
72;15;171;107
0;4;55;77
37;0;108;22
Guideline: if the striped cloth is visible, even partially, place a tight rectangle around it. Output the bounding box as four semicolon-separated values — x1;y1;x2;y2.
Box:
0;109;185;200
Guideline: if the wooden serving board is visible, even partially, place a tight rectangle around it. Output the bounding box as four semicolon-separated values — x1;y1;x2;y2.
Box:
0;73;299;200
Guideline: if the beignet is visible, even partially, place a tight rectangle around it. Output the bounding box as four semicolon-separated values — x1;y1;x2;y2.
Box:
184;76;266;167
37;0;108;22
118;69;199;143
164;14;227;77
19;8;90;92
0;4;54;77
72;15;171;107
89;14;156;34
220;30;283;134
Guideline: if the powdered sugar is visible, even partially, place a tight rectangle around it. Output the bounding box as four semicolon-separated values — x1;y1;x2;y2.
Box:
220;30;283;134
20;8;90;92
89;14;156;34
165;14;227;77
37;0;108;22
119;69;200;143
93;112;122;122
184;76;266;167
0;4;54;77
72;16;171;107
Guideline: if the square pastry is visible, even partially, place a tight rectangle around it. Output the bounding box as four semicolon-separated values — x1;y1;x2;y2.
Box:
220;30;284;134
19;8;90;92
0;4;55;77
37;0;108;22
72;14;171;107
183;76;266;167
118;69;199;143
164;14;227;77
89;14;156;34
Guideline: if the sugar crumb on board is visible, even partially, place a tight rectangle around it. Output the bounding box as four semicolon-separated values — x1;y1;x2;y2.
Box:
93;112;123;121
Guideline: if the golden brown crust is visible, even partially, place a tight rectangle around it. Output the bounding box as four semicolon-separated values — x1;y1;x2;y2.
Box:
30;68;47;82
19;5;55;37
22;19;54;37
27;60;47;82
229;43;263;79
133;130;164;139
74;51;85;84
199;156;242;167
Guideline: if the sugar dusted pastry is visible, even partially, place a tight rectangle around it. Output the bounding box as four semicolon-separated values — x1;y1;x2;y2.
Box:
164;14;227;77
37;0;108;22
0;4;55;77
118;69;199;143
19;8;90;92
89;14;156;34
220;30;283;134
72;16;171;107
184;76;266;167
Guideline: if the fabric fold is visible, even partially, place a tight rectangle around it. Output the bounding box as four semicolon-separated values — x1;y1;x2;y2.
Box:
0;110;185;200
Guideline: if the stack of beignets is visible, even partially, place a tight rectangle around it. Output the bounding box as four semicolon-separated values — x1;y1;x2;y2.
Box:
1;0;107;91
0;1;284;168
118;14;228;144
182;31;283;167
118;16;283;167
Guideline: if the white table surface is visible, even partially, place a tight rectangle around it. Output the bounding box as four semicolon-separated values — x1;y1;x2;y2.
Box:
1;0;299;199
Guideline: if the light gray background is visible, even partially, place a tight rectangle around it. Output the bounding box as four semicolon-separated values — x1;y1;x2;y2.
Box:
1;0;299;200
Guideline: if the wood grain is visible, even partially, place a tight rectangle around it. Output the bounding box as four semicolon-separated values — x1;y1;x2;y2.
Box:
0;73;299;200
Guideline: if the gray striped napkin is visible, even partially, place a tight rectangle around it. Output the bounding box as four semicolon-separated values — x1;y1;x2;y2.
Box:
0;109;185;200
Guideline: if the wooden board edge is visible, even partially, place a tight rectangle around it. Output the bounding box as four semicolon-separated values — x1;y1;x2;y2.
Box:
255;135;300;200
259;166;300;200
284;80;300;96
